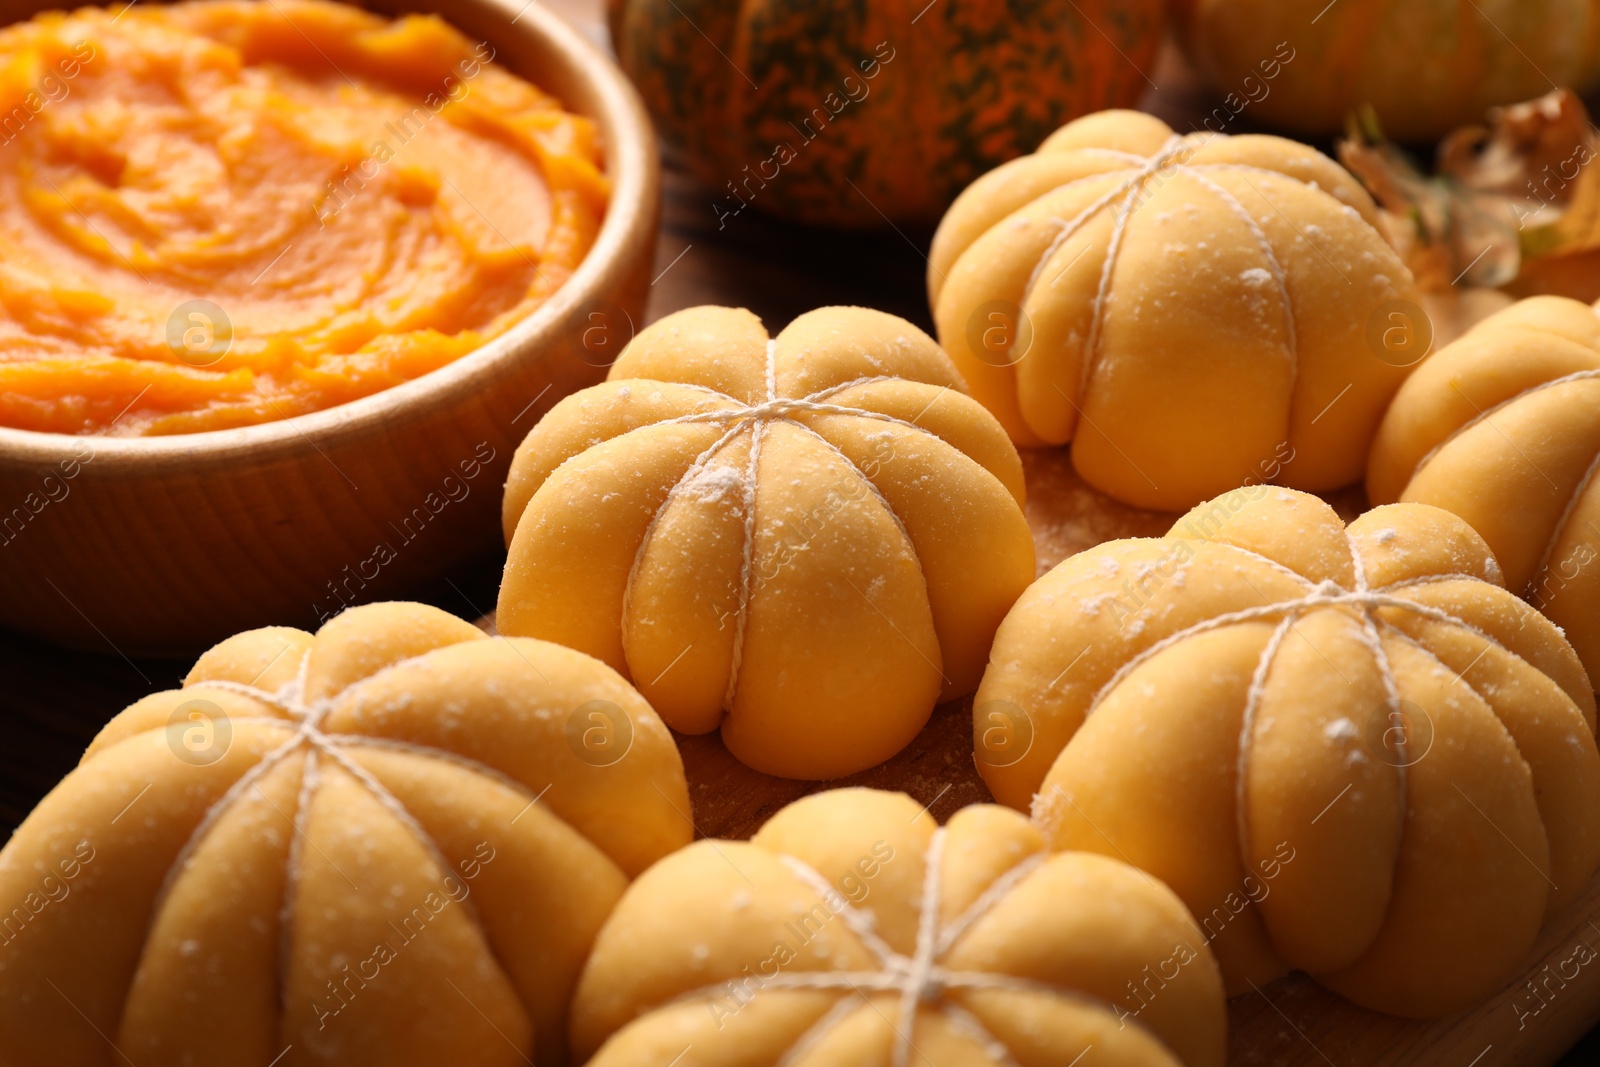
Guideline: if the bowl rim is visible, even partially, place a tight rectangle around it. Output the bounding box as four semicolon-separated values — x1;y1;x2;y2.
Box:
0;0;652;470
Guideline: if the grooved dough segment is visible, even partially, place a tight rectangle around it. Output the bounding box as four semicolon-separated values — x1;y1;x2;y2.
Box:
979;487;1600;1016
499;305;1036;780
930;110;1421;510
1369;295;1600;689
572;789;1227;1067
0;602;693;1067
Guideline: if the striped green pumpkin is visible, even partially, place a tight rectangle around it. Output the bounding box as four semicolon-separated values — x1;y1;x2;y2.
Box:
608;0;1164;227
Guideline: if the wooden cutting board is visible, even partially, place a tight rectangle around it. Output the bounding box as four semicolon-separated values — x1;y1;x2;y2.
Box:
481;448;1600;1067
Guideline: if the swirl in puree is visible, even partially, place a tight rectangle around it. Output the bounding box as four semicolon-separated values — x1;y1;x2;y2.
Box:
0;0;608;434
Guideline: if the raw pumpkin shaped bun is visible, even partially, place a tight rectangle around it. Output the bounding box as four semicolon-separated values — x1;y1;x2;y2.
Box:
929;109;1422;511
1369;295;1600;690
498;305;1036;780
0;602;692;1067
1174;0;1600;142
571;788;1227;1067
976;487;1600;1017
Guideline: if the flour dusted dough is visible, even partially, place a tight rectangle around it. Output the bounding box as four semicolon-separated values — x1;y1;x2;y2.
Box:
1369;295;1600;690
930;110;1421;511
977;488;1600;1016
0;602;692;1066
498;305;1036;779
571;788;1226;1067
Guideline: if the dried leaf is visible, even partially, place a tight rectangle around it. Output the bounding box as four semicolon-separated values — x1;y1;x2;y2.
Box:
1337;90;1600;295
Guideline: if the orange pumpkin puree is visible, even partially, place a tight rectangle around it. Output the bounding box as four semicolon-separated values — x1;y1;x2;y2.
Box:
0;0;608;435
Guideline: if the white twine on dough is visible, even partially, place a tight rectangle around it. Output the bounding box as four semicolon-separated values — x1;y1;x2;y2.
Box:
1075;533;1531;868
1403;366;1600;600
1018;135;1192;306
1530;446;1600;600
616;348;957;715
194;667;457;857
721;340;777;710
661;831;1159;1067
1411;368;1600;479
1184;169;1299;388
138;648;562;1009
1003;131;1353;420
1017;134;1196;407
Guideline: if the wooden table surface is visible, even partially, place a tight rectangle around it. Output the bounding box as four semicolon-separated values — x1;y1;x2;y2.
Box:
2;1;1598;1064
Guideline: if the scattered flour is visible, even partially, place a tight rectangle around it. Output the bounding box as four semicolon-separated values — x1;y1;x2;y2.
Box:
1323;718;1360;743
684;465;743;504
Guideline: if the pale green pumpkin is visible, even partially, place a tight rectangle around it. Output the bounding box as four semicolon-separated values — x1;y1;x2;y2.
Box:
1176;0;1600;142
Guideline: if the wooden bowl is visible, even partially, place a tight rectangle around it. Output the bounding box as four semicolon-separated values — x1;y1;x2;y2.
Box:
0;0;659;656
